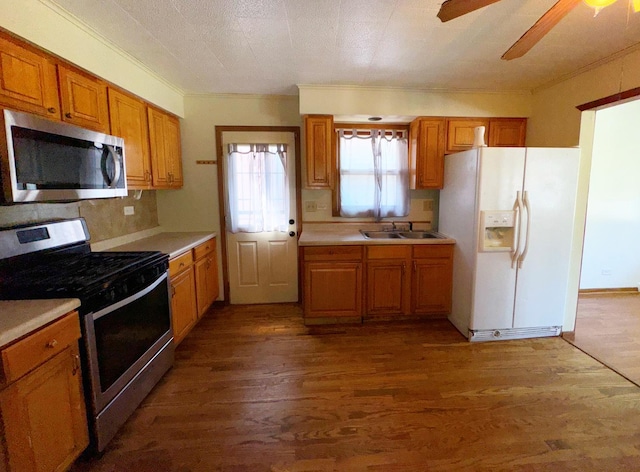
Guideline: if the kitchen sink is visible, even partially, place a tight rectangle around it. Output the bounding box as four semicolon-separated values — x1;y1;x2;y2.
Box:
360;230;445;240
360;230;402;239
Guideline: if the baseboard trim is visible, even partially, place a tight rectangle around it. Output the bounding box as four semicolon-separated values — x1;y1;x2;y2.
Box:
579;287;639;297
562;331;575;342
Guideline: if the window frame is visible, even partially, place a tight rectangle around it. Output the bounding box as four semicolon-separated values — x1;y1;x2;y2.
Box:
331;123;410;217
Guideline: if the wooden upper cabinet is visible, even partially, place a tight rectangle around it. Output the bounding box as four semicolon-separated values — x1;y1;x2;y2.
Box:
445;118;490;154
58;64;110;133
409;117;446;190
108;88;152;189
0;34;60;119
304;114;334;188
148;107;183;188
488;118;527;147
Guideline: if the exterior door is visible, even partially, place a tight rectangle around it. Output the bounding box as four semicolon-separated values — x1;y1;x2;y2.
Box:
222;131;298;304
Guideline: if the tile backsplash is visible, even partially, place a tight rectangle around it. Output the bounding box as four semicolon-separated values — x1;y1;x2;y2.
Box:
0;191;159;243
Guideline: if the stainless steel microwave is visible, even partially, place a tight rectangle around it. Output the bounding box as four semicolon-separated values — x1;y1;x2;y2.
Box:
0;109;127;203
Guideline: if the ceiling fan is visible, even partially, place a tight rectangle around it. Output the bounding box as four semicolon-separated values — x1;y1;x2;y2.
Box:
437;0;640;60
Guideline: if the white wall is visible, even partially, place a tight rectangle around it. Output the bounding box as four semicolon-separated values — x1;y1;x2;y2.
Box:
0;0;184;116
580;100;640;289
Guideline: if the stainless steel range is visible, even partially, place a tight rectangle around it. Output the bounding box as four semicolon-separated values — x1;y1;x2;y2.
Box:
0;218;174;452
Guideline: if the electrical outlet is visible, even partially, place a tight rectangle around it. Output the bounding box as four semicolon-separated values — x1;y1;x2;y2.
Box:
124;206;135;216
304;201;317;212
423;199;433;212
317;203;328;210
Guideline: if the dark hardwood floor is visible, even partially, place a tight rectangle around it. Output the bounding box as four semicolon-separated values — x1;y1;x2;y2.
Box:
72;303;640;471
569;292;640;386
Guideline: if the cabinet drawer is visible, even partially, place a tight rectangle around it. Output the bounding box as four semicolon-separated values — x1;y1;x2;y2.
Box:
366;245;410;260
412;244;454;259
303;246;363;261
1;312;81;384
169;250;193;277
193;238;215;261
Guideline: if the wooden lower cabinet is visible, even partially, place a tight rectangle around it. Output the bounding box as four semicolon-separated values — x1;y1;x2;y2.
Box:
302;246;363;322
194;239;219;318
170;265;198;345
168;237;219;345
302;244;453;323
0;312;89;472
411;245;454;316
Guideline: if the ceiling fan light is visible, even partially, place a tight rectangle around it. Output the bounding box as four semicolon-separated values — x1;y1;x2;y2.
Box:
633;0;640;12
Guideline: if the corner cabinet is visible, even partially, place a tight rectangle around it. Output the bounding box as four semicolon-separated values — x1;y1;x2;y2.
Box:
148;107;183;189
409;118;446;189
0;312;89;472
0;34;60;119
108;88;152;189
304;115;334;188
302;246;363;323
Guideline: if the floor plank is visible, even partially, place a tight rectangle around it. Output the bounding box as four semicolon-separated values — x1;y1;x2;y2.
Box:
570;292;640;386
72;304;640;471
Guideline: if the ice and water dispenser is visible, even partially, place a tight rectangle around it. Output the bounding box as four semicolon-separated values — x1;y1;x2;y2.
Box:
479;211;515;252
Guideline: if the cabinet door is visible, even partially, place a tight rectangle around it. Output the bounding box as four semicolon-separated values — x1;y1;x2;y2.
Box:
411;257;453;316
148;107;170;188
410;118;445;189
445;118;489;154
366;260;408;315
108;88;152;188
170;268;198;345
304;262;362;319
304;115;334;188
165;114;183;187
206;248;219;309
488;118;527;147
0;35;60;119
58;65;110;133
0;346;89;472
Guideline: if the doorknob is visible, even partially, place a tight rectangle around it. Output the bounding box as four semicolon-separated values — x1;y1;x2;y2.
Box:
289;231;295;237
289;219;295;225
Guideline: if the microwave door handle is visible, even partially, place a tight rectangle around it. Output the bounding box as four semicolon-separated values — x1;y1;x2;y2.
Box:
104;146;121;188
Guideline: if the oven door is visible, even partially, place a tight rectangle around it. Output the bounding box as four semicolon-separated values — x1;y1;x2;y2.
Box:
83;271;173;413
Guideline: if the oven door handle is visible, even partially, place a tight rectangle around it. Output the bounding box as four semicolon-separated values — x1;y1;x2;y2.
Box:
91;271;167;321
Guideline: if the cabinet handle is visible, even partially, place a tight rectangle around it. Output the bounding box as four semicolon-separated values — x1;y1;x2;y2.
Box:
179;262;185;268
171;286;176;298
72;354;81;376
46;339;58;349
65;112;72;119
413;261;417;272
145;170;151;182
402;263;406;275
47;107;56;114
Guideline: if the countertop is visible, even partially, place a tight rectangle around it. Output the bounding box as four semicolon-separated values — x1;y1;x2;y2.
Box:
105;232;217;259
0;299;81;347
298;223;456;246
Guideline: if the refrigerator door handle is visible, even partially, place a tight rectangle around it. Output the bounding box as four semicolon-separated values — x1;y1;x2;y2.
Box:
518;191;532;268
511;191;523;268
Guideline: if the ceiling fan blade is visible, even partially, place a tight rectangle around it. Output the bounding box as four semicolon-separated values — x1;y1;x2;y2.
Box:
501;0;582;60
437;0;502;22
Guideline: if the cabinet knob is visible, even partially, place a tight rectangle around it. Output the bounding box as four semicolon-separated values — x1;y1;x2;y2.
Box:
46;339;58;349
72;354;81;376
47;107;56;114
65;112;72;119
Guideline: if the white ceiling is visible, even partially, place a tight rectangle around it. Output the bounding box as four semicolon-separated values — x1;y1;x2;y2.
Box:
50;0;640;95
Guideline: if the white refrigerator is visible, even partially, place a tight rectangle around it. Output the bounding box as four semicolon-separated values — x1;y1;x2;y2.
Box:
439;147;580;342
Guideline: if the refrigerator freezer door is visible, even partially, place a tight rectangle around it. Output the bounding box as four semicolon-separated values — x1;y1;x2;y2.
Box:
513;148;580;328
471;148;526;330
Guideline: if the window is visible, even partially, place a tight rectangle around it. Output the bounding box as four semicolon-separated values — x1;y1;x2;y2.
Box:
337;128;409;219
225;143;289;233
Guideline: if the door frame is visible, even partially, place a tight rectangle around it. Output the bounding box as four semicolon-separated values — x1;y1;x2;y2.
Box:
215;126;302;304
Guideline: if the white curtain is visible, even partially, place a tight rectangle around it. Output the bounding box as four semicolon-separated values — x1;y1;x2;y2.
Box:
339;129;409;219
225;143;289;233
